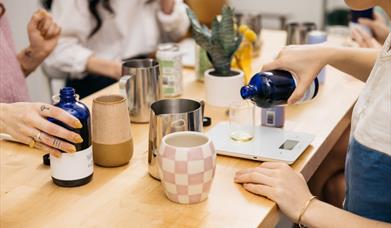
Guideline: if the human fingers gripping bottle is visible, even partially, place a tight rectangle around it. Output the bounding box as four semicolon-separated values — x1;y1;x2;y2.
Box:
49;87;93;187
241;70;319;108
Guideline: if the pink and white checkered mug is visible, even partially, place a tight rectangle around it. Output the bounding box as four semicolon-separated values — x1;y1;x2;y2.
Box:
157;131;216;204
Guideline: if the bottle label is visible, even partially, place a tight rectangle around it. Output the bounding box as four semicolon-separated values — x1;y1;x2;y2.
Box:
266;110;276;126
158;54;183;97
50;146;93;181
291;77;318;103
262;107;285;128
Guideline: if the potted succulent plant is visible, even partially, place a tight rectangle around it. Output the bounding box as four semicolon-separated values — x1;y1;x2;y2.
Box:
187;6;244;107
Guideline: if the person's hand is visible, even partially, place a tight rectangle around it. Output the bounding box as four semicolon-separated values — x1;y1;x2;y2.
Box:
234;162;314;222
0;103;83;157
358;12;390;44
351;27;382;48
27;9;61;59
262;44;329;104
160;0;175;14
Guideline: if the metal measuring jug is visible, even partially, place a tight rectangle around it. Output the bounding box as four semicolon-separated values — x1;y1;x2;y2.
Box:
119;59;161;123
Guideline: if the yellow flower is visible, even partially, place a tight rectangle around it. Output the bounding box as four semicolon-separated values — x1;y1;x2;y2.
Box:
239;25;249;34
244;30;257;42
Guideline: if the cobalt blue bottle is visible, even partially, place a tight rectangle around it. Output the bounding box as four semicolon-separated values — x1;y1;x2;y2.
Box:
49;87;93;187
240;70;319;108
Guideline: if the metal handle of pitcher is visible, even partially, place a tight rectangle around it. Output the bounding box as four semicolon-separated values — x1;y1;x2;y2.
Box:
170;119;186;132
200;100;205;118
119;75;135;112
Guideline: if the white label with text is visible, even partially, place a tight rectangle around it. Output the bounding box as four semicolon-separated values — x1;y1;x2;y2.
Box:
50;146;93;180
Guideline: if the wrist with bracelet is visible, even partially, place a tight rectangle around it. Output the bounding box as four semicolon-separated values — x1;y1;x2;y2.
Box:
297;195;317;228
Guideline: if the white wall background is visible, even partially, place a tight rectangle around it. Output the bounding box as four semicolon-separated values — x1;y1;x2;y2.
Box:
3;0;347;103
229;0;348;28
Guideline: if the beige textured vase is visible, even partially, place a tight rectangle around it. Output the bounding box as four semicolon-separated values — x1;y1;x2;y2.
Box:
92;95;133;167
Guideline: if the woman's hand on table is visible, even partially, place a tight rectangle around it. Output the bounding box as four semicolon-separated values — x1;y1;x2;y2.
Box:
262;44;330;104
234;162;314;223
0;103;83;157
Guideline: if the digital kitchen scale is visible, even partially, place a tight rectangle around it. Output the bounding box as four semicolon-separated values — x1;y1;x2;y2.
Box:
207;122;315;164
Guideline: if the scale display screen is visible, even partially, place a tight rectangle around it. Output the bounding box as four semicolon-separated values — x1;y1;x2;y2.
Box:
279;140;299;150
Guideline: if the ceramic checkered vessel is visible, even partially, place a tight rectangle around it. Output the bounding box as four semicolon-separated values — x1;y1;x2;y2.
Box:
157;131;216;204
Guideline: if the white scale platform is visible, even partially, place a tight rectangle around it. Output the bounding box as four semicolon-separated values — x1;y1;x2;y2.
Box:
207;122;315;164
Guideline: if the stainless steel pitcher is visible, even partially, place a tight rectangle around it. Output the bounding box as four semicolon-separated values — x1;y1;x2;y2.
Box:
286;22;317;45
119;59;161;123
148;99;204;179
286;22;301;45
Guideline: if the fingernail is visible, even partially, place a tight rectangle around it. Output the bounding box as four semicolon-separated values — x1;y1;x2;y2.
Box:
53;151;62;158
74;135;83;143
68;146;76;153
74;121;82;129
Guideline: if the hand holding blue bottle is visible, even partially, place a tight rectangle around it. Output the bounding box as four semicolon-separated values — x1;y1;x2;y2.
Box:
0;102;83;157
261;44;329;104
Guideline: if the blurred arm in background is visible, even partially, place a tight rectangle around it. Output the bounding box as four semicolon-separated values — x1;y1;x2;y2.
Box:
352;11;390;48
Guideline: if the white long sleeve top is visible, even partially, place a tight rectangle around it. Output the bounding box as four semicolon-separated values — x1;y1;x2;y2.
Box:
44;0;190;79
351;33;391;156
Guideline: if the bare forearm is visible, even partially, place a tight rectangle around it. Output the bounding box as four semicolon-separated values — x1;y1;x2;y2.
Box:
302;199;390;228
16;46;48;76
325;46;379;82
86;56;122;80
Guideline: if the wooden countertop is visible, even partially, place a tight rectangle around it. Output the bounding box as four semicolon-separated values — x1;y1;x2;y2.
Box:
0;30;364;228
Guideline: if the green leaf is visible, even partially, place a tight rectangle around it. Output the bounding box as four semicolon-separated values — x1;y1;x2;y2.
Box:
211;18;220;44
219;6;236;56
186;5;240;76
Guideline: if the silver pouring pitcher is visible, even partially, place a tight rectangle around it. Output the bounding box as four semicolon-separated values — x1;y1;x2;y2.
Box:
286;22;317;45
148;99;204;179
286;22;301;45
119;59;161;123
301;22;317;44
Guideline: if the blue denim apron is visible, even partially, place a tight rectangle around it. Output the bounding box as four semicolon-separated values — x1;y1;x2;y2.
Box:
344;138;391;223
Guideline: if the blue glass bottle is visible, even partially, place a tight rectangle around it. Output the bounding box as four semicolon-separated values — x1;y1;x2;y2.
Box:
240;70;319;108
49;87;93;187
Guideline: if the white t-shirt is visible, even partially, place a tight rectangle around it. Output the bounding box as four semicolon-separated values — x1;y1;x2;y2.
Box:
44;0;190;79
351;33;391;156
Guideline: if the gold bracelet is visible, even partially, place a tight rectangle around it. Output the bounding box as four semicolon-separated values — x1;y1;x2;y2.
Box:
298;195;317;228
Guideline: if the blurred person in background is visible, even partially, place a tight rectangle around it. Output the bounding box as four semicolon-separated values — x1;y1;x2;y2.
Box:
0;4;83;158
352;7;390;48
42;0;190;98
